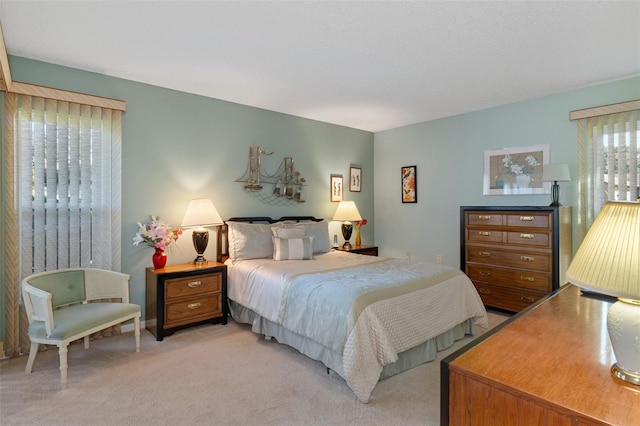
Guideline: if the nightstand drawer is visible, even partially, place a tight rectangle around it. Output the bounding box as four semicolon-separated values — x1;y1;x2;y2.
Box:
165;294;222;327
165;273;221;300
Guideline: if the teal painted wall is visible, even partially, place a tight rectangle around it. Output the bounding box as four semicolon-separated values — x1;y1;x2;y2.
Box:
1;56;374;326
374;76;640;267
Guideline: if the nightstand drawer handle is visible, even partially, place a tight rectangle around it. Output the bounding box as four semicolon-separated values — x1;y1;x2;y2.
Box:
520;233;534;239
520;276;535;282
479;231;491;236
520;255;534;261
478;215;491;220
520;216;534;221
479;270;491;276
520;296;535;303
478;251;491;257
478;288;491;295
187;281;202;288
187;302;202;309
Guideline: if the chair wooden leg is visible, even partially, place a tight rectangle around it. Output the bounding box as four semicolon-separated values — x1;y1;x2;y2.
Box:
25;342;39;374
58;344;69;388
134;316;141;353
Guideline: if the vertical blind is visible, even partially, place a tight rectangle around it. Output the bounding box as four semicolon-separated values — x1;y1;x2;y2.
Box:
17;95;122;275
576;109;639;238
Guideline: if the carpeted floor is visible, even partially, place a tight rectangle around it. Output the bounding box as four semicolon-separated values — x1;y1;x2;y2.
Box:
0;312;507;426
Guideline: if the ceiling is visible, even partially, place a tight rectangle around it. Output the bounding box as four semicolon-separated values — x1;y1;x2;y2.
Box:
0;1;639;132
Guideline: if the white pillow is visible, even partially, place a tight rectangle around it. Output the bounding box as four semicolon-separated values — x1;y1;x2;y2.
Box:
272;225;305;239
273;236;314;260
284;220;330;254
227;222;275;261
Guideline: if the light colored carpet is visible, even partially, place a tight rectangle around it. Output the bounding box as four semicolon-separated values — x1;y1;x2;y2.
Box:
1;312;507;426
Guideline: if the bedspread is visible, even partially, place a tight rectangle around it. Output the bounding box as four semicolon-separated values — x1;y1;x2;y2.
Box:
227;252;487;402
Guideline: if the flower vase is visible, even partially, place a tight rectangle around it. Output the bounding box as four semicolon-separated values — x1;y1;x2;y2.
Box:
355;226;361;247
516;174;531;189
152;248;167;269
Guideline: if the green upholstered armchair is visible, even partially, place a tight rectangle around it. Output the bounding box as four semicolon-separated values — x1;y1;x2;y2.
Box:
21;268;141;387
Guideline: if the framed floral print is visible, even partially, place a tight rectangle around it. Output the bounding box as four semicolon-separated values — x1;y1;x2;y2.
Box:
483;144;549;195
349;166;361;192
330;174;343;202
401;165;417;203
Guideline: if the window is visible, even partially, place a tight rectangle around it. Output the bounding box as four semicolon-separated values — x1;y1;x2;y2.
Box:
572;101;639;239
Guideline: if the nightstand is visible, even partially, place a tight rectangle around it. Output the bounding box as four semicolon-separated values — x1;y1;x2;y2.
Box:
335;245;378;256
145;262;227;341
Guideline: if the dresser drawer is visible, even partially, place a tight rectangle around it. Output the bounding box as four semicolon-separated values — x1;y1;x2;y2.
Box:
466;247;551;272
505;213;551;229
506;231;550;248
466;263;551;292
165;294;223;327
466;212;503;227
165;273;221;300
473;282;547;312
466;229;504;243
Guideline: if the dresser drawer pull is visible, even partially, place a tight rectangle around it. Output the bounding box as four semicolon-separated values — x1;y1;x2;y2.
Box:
479;231;491;236
478;215;491;220
519;216;535;221
478;251;491;257
478;288;492;295
187;281;203;288
479;271;491;276
520;276;535;282
187;302;202;309
520;255;534;262
520;233;534;239
520;296;535;303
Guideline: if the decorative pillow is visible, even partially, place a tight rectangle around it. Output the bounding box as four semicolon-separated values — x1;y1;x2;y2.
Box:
272;225;305;239
273;236;314;260
284;220;330;254
227;222;275;261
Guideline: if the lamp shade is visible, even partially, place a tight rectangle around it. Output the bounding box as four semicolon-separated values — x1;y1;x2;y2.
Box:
542;163;571;182
332;200;362;222
566;201;640;299
181;199;223;228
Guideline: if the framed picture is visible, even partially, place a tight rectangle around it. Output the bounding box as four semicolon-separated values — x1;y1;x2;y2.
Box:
401;165;417;203
330;175;343;202
483;144;549;195
349;166;362;192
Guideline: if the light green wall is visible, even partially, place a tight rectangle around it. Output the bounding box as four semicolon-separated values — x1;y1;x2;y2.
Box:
2;56;374;325
374;76;640;266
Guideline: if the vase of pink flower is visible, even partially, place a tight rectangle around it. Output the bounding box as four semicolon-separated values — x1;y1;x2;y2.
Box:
133;215;182;269
355;218;367;247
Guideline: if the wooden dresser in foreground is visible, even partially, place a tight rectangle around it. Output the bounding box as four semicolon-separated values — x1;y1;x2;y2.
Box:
441;284;640;425
145;262;228;341
461;206;572;312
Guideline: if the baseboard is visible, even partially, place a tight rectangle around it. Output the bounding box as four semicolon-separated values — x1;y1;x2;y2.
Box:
122;320;146;334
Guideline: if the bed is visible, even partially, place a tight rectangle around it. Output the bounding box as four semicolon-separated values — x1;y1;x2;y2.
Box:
219;216;487;403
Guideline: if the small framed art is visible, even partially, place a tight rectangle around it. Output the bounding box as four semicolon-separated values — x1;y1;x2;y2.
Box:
401;165;417;203
483;144;549;195
330;175;343;202
349;167;362;192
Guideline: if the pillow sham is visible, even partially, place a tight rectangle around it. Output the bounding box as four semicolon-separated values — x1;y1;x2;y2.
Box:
273;236;314;260
227;221;276;261
283;220;330;254
272;225;306;239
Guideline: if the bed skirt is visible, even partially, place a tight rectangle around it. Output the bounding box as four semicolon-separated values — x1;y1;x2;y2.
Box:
228;299;475;383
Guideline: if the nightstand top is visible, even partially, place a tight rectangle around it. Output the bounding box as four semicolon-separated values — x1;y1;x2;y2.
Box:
146;261;226;275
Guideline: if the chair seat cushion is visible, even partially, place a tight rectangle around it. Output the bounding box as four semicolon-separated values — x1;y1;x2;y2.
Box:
28;303;141;340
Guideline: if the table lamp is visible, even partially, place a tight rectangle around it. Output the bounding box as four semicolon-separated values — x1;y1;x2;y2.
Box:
181;198;224;264
542;163;570;206
332;200;362;249
566;201;640;385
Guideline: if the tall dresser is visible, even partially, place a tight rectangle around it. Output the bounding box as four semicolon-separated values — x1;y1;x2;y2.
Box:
460;206;572;312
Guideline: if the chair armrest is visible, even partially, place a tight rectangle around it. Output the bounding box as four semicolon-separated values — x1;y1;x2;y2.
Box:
83;269;131;303
21;281;56;337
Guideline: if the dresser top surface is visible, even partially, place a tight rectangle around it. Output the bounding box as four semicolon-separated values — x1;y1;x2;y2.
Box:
449;284;640;423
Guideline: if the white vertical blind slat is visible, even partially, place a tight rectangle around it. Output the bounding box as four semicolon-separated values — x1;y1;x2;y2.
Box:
45;99;58;270
56;102;70;267
79;104;92;267
68;103;80;267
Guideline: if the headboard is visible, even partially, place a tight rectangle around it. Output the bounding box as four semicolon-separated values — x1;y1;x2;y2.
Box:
216;216;324;263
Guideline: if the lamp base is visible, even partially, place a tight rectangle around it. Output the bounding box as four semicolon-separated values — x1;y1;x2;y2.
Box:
342;241;352;249
192;229;209;264
611;363;640;386
549;181;562;206
607;298;640;387
341;222;353;250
